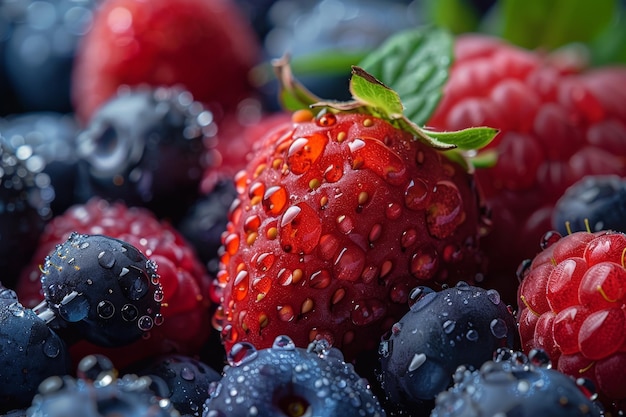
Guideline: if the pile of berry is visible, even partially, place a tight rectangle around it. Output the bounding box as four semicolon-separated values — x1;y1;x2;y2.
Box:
0;0;625;416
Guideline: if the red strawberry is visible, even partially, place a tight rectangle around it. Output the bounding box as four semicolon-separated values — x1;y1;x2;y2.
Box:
71;0;261;124
16;197;213;369
427;34;626;304
213;63;494;362
517;229;626;413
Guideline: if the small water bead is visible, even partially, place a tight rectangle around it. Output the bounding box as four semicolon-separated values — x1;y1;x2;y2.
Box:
540;230;562;250
224;233;240;256
121;303;139;321
405;178;430;211
309;270;331;289
466;329;479;342
227;342;258;367
489;318;508;339
528;349;552;368
426;180;465;239
118;266;150;301
273;335;296;350
410;247;439;280
334;245;365;282
97;300;115;319
97;250;115;268
287;133;327;175
316;112;337;127
42;337;61;358
385;202;403;220
324;162;344;182
279;203;322;254
408;353;427;372
443;320;456;334
349;138;407;185
58;294;90;322
408;286;435;309
137;315;154;331
233;270;249;301
486;289;501;305
180;366;195;381
244;215;261;233
255;253;275;272
336;214;354;234
351;298;386;326
401;228;418;249
262;185;288;215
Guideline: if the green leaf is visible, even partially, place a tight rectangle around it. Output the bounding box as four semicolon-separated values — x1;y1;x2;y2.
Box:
424;0;481;34
272;55;324;112
496;0;617;50
349;67;404;118
358;26;454;126
422;127;500;150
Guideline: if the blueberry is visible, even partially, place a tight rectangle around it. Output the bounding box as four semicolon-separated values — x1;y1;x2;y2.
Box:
36;232;163;347
2;0;96;112
176;180;237;277
552;175;626;235
203;336;386;417
0;137;53;288
0;284;71;412
430;348;603;417
132;354;221;417
27;355;180;417
378;283;517;416
76;86;216;222
0;112;80;215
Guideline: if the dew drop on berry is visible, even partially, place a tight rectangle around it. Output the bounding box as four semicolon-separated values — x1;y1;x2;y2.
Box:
443;320;456;334
58;293;90;322
426;180;464;239
137;315;154;331
121;303;139;321
323;162;343;182
408;286;435;308
405;178;430;211
540;230;562;250
272;335;296;350
233;270;249;301
227;342;258;367
42;337;61;358
334;245;365;281
97;300;115;319
575;377;599;401
287;134;327;175
262;185;288;215
489;318;508;339
401;228;418;249
466;329;479;342
486;289;501;305
408;353;427;372
97;250;115;268
316;112;336;127
528;348;552;368
309;270;331;289
336;214;354;234
180;366;195;382
119;267;150;301
410;246;439;280
351;298;386;326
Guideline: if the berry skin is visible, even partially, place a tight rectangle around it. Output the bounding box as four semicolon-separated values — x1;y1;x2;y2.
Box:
37;232;163;347
215;108;488;362
76;85;216;223
517;230;626;413
0;112;80;216
378;283;517;415
71;0;261;124
0;137;54;288
16;197;213;369
202;336;386;417
27;355;180;417
0;285;71;413
430;349;603;417
427;34;626;304
552;175;626;235
132;354;221;417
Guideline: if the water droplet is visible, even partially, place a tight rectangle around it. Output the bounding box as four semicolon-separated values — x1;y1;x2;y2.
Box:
405;178;430;210
97;300;115;319
349;138;407;185
118;266;150;301
287;134;327;175
334;245;365;282
97;251;115;269
540;230;562;250
385;202;403;220
309;270;331;289
272;335;296;350
443;320;456;334
42;337;61;358
57;293;89;322
316;112;337;127
408;286;435;308
318;234;339;260
121;304;139;321
224;233;240;256
410;247;439;280
466;329;479;342
408;353;427;372
232;270;249;301
227;342;258;367
180;366;195;381
244;215;261;233
263;185;288;215
351;298;386;326
255;252;275;272
137;315;154;331
528;348;552;368
426;180;464;239
490;318;508;339
323;162;343;182
279;203;322;254
401;228;418;249
486;289;501;305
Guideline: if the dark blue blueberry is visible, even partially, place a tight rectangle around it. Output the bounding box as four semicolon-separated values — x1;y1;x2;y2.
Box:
378;283;517;416
430;348;603;417
36;232;163;347
132;354;221;417
2;0;96;113
0;112;80;215
0;137;53;287
27;355;180;417
176;180;237;277
0;284;71;413
203;336;386;417
552;175;626;235
76;86;216;223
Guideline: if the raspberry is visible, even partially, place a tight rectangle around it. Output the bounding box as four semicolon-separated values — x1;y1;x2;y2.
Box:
517;229;626;413
428;34;626;304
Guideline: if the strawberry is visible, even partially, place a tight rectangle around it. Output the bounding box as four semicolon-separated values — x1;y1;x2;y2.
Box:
71;0;261;124
213;39;497;362
16;197;213;369
427;34;626;305
517;229;626;414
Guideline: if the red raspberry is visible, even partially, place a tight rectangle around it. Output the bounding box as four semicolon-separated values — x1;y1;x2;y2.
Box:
517;229;626;413
428;34;626;304
16;197;213;369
